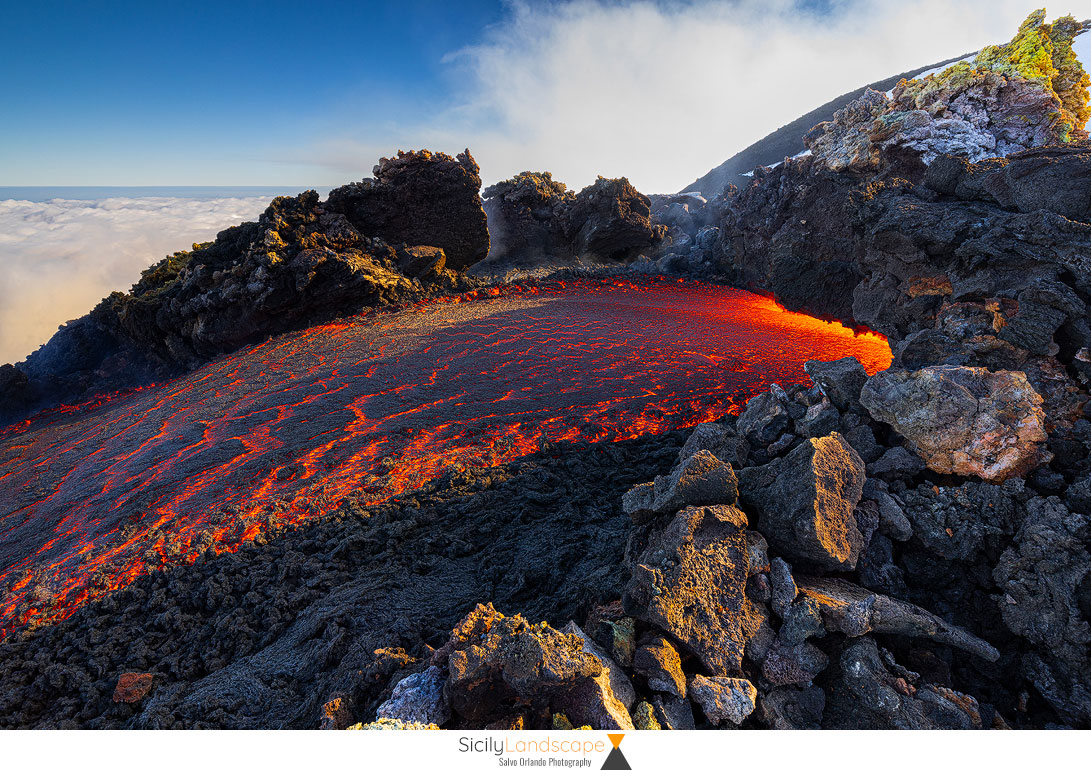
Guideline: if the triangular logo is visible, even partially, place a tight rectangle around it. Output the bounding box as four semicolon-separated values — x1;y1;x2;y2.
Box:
601;748;631;771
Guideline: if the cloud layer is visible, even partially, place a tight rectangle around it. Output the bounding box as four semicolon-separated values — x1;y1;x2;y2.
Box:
310;0;1091;193
0;197;271;364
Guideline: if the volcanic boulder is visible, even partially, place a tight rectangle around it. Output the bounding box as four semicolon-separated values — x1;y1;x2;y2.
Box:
375;666;450;726
441;605;634;728
804;357;869;413
678;422;749;467
794;575;999;661
562;622;637;714
859;366;1050;483
633;635;687;699
736;386;791;447
395;245;447;279
480;172;575;266
760;640;829;686
621;449;738;524
737;432;866;571
688;676;757;726
565;176;666;261
326;149;489;270
623;504;766;675
824;638;985;729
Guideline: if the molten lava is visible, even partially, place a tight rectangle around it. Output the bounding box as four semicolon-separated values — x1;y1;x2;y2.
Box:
0;278;890;636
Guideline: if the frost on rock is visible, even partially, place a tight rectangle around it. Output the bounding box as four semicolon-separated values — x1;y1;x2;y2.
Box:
805;10;1091;172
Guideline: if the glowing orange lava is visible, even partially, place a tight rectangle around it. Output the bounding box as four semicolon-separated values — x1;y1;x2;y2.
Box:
0;277;890;636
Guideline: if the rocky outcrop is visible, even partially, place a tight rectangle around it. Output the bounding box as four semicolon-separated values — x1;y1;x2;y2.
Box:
441;605;606;725
688;675;756;725
478;173;664;271
1;149;489;425
326;149;489;270
804;12;1090;175
621;449;738;523
860;366;1051;482
375;665;449;726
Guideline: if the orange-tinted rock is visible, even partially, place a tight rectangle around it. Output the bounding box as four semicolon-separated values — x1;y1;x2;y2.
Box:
737;433;866;570
624;504;765;674
860;365;1050;483
112;672;153;704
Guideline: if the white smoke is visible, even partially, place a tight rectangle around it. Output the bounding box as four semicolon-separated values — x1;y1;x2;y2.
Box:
304;0;1091;192
0;197;271;364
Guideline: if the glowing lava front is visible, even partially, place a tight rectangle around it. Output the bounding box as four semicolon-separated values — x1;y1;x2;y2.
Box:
0;277;891;635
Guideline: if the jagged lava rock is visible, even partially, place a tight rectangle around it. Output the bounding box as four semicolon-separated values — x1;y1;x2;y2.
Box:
761;640;829;687
825;638;984;729
678;422;749;467
804;356;869;412
443;607;604;724
624;504;765;675
327;149;489;270
633;635;686;699
376;665;450;726
562;622;637;710
622;449;738;524
738;432;866;570
480;172;663;267
860;365;1051;483
566;176;666;261
688;675;757;726
795;575;999;661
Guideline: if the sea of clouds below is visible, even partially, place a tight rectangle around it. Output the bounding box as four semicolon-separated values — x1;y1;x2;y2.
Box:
0;196;273;366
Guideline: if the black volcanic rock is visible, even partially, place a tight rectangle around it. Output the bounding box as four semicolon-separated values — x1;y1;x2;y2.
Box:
0;365;32;421
110;190;416;367
481;171;575;265
327;149;489;270
478;172;664;270
737;432;866;571
565;176;665;261
825;638;985;729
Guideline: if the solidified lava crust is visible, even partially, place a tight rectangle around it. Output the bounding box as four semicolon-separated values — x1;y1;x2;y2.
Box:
0;277;890;637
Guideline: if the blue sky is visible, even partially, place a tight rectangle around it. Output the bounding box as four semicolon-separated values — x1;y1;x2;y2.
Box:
1;0;505;185
2;1;1088;190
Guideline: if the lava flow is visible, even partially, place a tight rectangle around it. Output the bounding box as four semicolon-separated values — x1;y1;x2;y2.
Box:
0;277;891;636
